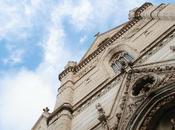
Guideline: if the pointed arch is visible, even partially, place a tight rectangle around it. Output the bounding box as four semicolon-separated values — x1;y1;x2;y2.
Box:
126;82;175;130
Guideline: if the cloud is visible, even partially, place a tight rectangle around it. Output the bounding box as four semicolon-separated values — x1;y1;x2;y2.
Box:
0;1;73;130
3;49;25;65
0;69;55;130
53;0;146;32
80;35;87;44
0;0;154;130
0;1;32;38
0;0;46;67
0;26;70;130
70;0;93;30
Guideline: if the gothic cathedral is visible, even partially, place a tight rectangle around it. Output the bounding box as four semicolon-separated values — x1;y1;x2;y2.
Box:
32;2;175;130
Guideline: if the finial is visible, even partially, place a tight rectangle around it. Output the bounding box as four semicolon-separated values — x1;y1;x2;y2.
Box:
43;107;49;112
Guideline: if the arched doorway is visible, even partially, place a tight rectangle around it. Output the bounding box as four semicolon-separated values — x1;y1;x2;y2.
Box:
149;103;175;130
126;82;175;130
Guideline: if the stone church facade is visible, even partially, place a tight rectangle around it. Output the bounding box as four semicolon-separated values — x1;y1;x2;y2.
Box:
32;2;175;130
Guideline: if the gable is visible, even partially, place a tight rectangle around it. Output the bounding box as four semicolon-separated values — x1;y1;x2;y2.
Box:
80;23;125;62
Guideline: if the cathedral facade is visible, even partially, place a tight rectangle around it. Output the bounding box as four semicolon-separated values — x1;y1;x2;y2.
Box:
32;2;175;130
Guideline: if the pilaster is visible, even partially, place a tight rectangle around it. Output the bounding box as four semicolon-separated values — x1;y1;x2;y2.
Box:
50;61;76;130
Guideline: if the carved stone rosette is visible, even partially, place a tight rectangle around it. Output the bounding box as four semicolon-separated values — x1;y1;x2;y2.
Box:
118;63;175;130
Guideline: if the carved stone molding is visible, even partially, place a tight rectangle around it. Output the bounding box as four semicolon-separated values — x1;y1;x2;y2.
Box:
59;2;153;81
136;26;175;64
73;77;121;117
118;73;133;130
77;58;97;78
111;113;122;130
120;74;159;128
130;74;158;96
139;94;175;130
118;63;175;130
47;103;73;125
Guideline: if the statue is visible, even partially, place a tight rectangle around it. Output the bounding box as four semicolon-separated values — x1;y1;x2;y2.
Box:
171;118;175;130
96;103;109;130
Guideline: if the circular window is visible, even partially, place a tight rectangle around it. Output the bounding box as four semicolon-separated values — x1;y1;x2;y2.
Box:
132;75;156;96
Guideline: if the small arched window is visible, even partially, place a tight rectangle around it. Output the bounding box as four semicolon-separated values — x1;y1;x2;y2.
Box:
110;52;133;73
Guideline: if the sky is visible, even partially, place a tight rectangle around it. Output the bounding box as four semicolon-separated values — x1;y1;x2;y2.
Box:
0;0;174;130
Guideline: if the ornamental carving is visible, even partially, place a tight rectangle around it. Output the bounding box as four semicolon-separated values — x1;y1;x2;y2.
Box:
139;94;175;130
131;74;156;96
95;103;109;129
118;63;175;130
111;113;122;130
59;2;153;81
73;77;121;117
77;57;98;78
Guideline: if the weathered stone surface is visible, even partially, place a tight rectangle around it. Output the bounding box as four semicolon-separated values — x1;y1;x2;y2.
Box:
32;2;175;130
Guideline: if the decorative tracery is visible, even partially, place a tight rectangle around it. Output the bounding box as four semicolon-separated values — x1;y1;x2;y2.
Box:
132;75;156;96
111;52;133;73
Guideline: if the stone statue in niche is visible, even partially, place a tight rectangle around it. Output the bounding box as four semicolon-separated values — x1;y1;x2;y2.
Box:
96;103;106;122
96;103;109;130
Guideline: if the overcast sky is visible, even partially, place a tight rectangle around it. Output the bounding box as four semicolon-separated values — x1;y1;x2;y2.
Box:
0;0;174;130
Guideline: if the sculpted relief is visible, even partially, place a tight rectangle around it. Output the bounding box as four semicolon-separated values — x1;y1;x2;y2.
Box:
118;63;175;130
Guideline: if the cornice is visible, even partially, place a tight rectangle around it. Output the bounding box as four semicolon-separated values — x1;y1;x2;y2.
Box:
134;2;153;18
47;103;73;125
58;2;153;81
72;75;121;117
